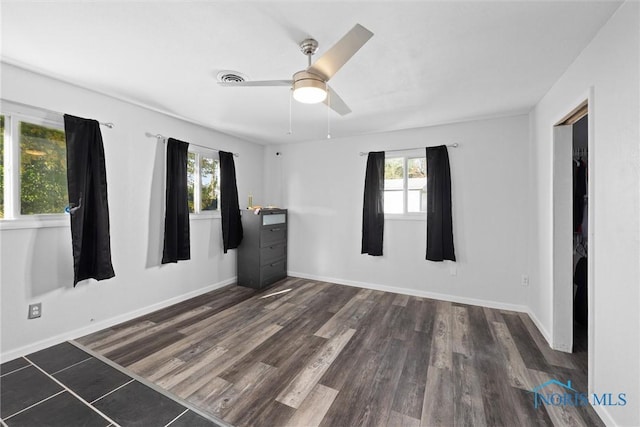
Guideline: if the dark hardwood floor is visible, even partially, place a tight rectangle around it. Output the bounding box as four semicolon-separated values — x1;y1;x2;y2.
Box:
76;277;603;427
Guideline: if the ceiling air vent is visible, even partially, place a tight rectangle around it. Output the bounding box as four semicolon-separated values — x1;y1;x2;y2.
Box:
217;71;247;83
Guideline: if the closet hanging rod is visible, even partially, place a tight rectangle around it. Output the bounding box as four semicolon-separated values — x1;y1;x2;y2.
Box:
1;99;114;128
145;132;239;157
359;143;459;156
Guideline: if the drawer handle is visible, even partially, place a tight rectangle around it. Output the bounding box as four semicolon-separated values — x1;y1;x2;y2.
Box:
270;228;281;232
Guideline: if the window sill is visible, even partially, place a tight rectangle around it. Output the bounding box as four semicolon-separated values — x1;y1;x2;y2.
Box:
0;213;223;229
190;212;222;221
0;215;70;230
384;214;426;221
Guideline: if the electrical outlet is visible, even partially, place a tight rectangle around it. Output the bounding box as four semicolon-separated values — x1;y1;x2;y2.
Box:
521;275;530;287
28;303;42;319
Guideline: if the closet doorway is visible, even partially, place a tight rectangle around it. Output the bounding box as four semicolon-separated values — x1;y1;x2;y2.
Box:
552;99;591;379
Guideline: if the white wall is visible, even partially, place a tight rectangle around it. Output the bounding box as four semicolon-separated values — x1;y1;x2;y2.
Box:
0;63;265;360
263;114;531;310
529;1;640;425
2;4;638;422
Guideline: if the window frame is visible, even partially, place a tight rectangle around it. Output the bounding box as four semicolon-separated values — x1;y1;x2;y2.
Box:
384;149;427;220
1;103;70;229
187;146;221;220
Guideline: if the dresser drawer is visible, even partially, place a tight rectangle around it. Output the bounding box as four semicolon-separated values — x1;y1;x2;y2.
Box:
261;226;286;247
261;259;286;286
260;244;286;266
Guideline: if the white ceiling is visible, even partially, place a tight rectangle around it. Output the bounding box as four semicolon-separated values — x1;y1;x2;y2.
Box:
1;1;621;145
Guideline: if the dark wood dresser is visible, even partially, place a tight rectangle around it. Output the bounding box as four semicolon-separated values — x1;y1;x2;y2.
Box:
237;208;287;289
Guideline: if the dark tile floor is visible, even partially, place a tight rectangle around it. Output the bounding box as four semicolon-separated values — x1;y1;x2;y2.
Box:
0;342;223;427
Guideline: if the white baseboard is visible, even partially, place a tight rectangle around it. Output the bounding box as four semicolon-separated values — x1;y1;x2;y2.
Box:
0;277;237;363
525;308;573;353
593;405;617;427
525;307;553;347
288;271;529;313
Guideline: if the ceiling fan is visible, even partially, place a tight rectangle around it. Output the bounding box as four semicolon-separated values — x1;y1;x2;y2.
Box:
218;24;374;116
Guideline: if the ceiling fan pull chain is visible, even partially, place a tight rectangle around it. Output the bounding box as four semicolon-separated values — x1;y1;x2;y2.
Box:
288;88;293;135
327;91;332;139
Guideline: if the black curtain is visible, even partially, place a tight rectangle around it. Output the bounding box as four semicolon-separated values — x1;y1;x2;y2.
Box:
426;145;456;261
64;114;115;286
361;151;385;256
162;138;190;263
219;151;243;253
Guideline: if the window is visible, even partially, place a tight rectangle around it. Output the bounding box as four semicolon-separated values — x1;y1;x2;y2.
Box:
384;155;426;214
187;149;220;215
1;107;69;221
19;121;68;215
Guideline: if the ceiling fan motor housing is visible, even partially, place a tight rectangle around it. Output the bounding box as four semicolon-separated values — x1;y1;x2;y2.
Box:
299;38;319;56
292;70;327;103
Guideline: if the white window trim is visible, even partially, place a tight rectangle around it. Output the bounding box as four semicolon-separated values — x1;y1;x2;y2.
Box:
190;213;221;221
188;147;221;219
384;149;427;219
0;215;70;230
385;213;426;222
1;104;69;229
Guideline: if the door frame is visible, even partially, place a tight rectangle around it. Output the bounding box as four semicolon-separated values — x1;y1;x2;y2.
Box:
551;87;595;393
551;123;573;352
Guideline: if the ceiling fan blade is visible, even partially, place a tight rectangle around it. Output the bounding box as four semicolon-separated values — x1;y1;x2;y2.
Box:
308;24;373;81
325;86;351;116
218;80;292;87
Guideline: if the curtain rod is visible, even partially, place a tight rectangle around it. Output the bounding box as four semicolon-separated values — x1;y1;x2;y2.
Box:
359;143;459;156
145;132;239;157
2;99;114;128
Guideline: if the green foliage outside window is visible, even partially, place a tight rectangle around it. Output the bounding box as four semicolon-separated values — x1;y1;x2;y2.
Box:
408;158;426;178
20;122;68;215
187;151;219;214
385;157;426;180
384;156;427;214
385;158;403;179
200;156;219;211
187;152;196;213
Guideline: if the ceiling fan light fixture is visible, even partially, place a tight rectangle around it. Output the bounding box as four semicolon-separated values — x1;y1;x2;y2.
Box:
292;71;327;104
293;85;327;104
